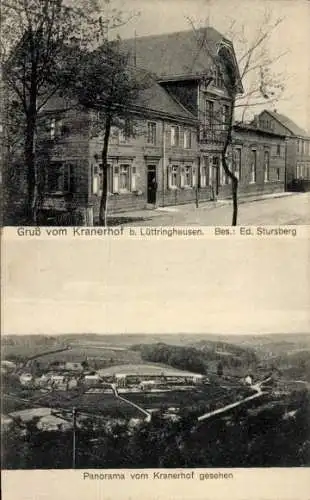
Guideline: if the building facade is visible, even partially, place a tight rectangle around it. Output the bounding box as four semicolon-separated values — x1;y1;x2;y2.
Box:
257;110;310;189
34;28;289;222
39;83;199;223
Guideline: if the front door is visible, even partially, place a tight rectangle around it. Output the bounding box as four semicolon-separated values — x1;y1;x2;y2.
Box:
147;165;157;204
211;156;220;199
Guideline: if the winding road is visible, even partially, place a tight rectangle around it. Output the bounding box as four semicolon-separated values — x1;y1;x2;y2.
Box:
197;377;272;422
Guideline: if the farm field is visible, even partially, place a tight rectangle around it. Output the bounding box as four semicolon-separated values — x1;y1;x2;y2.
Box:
2;394;35;414
4;391;145;419
97;363;203;377
125;385;255;411
125;387;228;409
2;344;67;360
33;347;143;367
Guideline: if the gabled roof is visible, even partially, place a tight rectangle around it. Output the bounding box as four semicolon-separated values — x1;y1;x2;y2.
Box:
263;110;309;138
42;82;197;124
121;27;241;85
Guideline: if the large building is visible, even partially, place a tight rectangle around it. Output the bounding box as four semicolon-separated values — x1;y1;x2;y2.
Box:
6;27;292;223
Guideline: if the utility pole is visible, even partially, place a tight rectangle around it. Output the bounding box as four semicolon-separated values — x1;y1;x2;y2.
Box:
72;407;77;469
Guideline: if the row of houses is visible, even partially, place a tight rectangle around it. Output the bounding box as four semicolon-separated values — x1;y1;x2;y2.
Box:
3;27;310;223
19;367;205;390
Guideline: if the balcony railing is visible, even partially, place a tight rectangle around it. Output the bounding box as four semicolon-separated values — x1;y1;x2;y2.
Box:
200;127;228;144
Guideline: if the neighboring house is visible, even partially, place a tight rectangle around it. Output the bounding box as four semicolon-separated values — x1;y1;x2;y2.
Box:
1;360;17;370
19;373;33;386
64;362;84;372
230;123;286;197
37;415;72;431
83;374;102;386
9;407;71;431
257;110;310;189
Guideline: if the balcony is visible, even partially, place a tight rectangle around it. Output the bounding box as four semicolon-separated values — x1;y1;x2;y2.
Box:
200;126;228;144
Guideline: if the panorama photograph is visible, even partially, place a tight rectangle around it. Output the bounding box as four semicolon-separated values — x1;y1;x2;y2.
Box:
2;234;309;469
1;0;310;226
2;332;310;469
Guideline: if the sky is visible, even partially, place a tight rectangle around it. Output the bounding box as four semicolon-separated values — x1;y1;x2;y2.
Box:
2;231;309;336
108;0;310;132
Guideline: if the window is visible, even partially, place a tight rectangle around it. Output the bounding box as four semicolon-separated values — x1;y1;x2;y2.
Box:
211;65;224;88
200;156;209;187
250;150;257;183
92;163;112;195
119;164;130;191
264;150;270;182
184;166;192;187
119;119;133;142
276;144;281;156
302;140;306;155
47;162;73;193
147;122;156;145
184;129;192;149
205;100;214;130
276;168;281;181
50;117;64;139
99;163;136;194
222;105;230;130
297;139;302;153
169;165;179;188
50;118;56;139
219;160;229;186
233;148;241;180
171;126;180;146
300;164;304;177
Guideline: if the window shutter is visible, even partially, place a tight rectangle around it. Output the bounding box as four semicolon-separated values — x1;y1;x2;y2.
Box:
92;164;99;194
131;166;137;191
180;166;185;188
202;157;208;187
218;162;222;186
113;166;119;193
208;161;213;186
93;175;99;195
192;166;196;187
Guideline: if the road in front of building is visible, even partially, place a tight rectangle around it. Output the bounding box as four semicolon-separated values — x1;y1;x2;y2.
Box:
109;192;310;226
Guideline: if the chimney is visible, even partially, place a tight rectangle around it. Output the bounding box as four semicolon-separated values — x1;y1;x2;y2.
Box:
252;115;259;127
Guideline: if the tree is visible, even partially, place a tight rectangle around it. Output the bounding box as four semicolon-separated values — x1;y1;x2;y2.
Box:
1;0;131;223
217;361;224;377
70;38;152;226
189;10;286;225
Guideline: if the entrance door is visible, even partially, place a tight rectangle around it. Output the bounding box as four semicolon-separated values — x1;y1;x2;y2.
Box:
147;165;157;204
211;156;219;198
